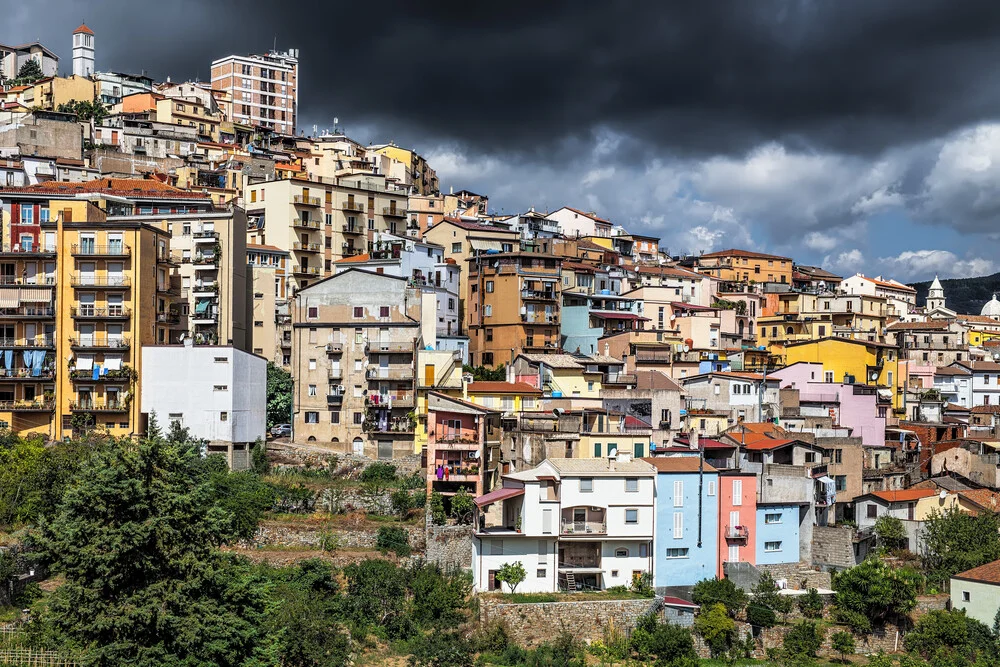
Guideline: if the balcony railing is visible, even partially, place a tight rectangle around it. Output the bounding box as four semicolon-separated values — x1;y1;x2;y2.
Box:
328;368;343;380
327;393;344;404
69;336;131;350
521;312;559;324
71;275;131;288
69;367;134;382
560;520;607;535
156;311;180;325
382;207;405;217
156;283;179;295
70;399;127;412
292;265;320;276
71;306;131;319
294;194;321;206
0;245;56;256
366;393;414;409
341;224;363;234
0;337;54;348
71;244;131;257
521;289;557;301
342;201;365;212
366;341;414;354
292;218;321;230
726;525;749;540
0;306;55;318
0;399;54;411
192;230;219;241
292;241;322;252
365;366;414;380
192;254;218;265
0;367;54;380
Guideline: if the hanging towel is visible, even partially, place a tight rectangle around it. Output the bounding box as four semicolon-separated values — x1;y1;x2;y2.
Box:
3;350;11;370
92;365;100;381
22;350;31;371
31;350;43;377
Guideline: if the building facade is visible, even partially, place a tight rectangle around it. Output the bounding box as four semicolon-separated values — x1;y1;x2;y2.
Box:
211;49;298;135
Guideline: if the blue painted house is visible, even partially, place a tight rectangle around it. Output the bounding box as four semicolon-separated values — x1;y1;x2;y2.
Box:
755;504;801;565
646;457;719;589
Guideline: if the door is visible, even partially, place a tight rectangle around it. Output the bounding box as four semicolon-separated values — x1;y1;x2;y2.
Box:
730;511;740;534
79;234;95;254
78;324;94;347
44;232;55;253
424;364;435;386
107;324;123;347
107;234;123;255
107;294;123;317
352;437;364;455
728;544;739;563
542;508;553;535
107;262;124;286
80;262;95;286
379;354;388;379
23;262;36;285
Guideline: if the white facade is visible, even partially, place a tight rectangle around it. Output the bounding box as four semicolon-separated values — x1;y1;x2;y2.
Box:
840;274;916;316
546;207;612;238
72;28;95;78
141;344;267;469
472;455;656;593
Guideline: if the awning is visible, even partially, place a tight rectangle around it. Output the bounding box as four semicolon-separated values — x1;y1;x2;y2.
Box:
592;311;649;321
104;355;122;371
0;288;16;309
469;239;506;252
19;288;51;303
474;486;525;507
877;389;893;401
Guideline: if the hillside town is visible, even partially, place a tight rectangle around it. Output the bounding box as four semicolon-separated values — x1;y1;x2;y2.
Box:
5;20;1000;667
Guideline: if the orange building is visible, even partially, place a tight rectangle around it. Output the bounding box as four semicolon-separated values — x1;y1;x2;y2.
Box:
696;249;793;285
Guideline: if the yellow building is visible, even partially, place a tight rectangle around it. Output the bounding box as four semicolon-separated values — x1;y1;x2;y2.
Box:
696;249;794;285
367;143;439;195
22;75;96;111
783;337;903;411
464;381;543;412
156;96;222;142
0;178;215;439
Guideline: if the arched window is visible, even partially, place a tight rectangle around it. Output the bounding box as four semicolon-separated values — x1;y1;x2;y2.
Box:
786;326;794;335
615;548;628;558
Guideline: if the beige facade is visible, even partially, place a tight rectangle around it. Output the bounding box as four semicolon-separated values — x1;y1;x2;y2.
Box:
210;50;298;135
290;269;423;458
248;244;290;364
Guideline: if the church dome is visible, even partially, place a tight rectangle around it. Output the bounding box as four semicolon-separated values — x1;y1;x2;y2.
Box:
982;294;1000;318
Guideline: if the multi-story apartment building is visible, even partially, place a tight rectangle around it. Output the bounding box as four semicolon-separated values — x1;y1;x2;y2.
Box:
290;269;424;459
247;243;290;364
472;454;656;593
0;179;189;440
211;49;299;135
546;207;613;238
367;143;439;195
840;273;916;317
696;249;793;285
888;320;969;368
426;391;502;497
467;252;562;368
245;176;409;295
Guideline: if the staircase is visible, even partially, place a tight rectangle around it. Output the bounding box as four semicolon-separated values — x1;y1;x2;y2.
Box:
564;571;577;592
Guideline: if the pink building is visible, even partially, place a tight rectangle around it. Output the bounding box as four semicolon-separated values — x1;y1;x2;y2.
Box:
718;472;757;578
426;392;502;497
770;362;886;447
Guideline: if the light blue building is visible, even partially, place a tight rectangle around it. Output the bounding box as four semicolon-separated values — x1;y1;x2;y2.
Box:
560;292;642;355
755;504;801;565
648;458;719;589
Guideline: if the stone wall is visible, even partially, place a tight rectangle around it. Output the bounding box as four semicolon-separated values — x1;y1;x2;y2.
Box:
757;562;832;590
246;521;426;553
914;594;949;617
692;622;905;659
425;523;473;569
480;597;662;647
812;525;857;570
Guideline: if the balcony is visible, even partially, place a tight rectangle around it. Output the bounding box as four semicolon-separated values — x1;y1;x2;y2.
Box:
327;392;344;405
0;399;54;412
725;525;749;540
69;367;134;382
365;366;414;381
0;245;56;258
71;275;131;288
71;244;131;258
0;337;54;349
382;207;405;218
192;230;219;243
157;251;180;266
0;306;55;319
70;306;131;320
363;420;416;435
156;283;179;296
192;254;218;267
292;265;320;277
561;519;607;536
366;393;414;409
328;368;343;380
192;312;218;325
366;341;414;354
521;289;558;301
341;201;365;212
293;194;321;206
292;241;322;253
156;311;180;325
70;399;127;413
292;218;321;230
521;312;560;324
341;224;363;234
0;367;54;381
69;336;131;351
192;282;219;295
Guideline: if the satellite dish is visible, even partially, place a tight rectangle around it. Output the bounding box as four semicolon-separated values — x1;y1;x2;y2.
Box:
683;344;690;353
608;448;618;458
870;372;879;381
552;407;564;417
939;489;947;500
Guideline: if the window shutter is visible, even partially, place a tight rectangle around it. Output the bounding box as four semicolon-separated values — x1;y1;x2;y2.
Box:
673;512;683;539
673;480;683;507
733;479;743;506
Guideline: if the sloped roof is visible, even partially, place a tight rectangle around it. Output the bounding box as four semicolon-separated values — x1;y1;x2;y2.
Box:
642;457;718;473
547;457;656;475
953;558;1000;585
868;489;938;503
466;381;542;395
887;321;952;331
73;24;94;35
699;248;792;261
0;177;209;200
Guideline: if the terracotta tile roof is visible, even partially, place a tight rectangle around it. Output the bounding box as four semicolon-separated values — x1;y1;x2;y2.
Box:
887;321;952;331
73;23;94;35
868;489;938;503
247;243;287;253
699;248;792;261
561;261;597;273
953;558;1000;584
562;206;610;224
959;489;1000;512
334;254;372;264
945;403;971;412
970;405;1000;414
466;381;542;395
853;274;917;293
936;366;972;376
637;265;703;279
438;217;518;234
743;438;800;451
0;177;209;200
642;457;718;473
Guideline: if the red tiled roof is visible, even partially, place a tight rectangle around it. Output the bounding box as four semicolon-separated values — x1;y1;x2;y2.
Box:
474;486;524;507
334;254;372;264
662;596;699;608
466;381;542;394
743;438;799;451
642;457;718;473
699;248;792;261
247;243;287;253
853;274;917;293
887;321;951;331
959;489;1000;512
970;405;1000;414
73;23;94;35
562;206;611;224
0;177;209;200
953;558;1000;584
958;314;1000;325
438;217;518;234
868;489;938;503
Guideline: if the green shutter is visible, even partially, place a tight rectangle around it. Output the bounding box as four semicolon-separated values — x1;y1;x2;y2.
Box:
634;442;644;458
594;442;601;457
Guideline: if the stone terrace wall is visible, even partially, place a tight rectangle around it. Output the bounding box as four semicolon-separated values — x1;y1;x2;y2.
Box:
480;597;662;647
426;523;473;569
247;521;426;552
757;562;832;590
812;525;857;570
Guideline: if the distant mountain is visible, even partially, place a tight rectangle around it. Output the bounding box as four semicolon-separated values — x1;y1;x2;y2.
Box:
909;273;1000;314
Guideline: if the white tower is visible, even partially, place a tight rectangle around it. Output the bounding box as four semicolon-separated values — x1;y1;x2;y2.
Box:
926;275;946;312
72;23;94;77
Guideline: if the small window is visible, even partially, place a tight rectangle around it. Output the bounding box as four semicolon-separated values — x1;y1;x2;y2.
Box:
379;306;390;318
765;513;782;524
625;477;638;493
308;385;317;396
213;357;228;363
707;481;716;496
220;412;228;421
353;307;364;318
615;548;628;558
536;568;546;578
486;280;495;293
611;570;619;578
867;504;878;519
308;306;318;319
625;509;638;524
764;541;782;552
213;385;228;391
580;478;593;493
665;548;689;559
305;411;319;424
963;591;971;602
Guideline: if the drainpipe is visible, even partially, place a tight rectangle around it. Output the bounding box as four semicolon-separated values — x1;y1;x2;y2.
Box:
697;439;704;548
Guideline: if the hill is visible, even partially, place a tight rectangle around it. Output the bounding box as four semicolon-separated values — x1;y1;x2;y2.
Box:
909;273;1000;314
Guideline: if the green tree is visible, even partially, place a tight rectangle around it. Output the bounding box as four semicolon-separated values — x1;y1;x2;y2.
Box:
904;608;996;661
343;559;413;639
797;588;824;619
407;562;471;629
831;631;856;662
430;491;447;525
693;602;735;657
875;514;908;551
450;487;474;524
376;526;411;556
266;361;293;430
747;572;793;629
15;59;43;84
56;98;109;124
462;364;506;381
496;561;526;594
629;613;697;665
30;435;273;665
833;556;920;632
784;620;825;660
922;506;1000;588
691;577;748;617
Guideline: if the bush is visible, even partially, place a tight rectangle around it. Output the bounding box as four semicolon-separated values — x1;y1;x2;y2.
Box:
798;588;824;618
376;526;411;556
784;620;824;659
391;488;414;517
694;602;736;657
833;556;919;632
631;570;654;597
496;561;526;594
904;608;996;661
875;515;907;551
430;492;446;525
630;613;697;664
692;577;748;617
360;461;397;483
832;631;856;662
407;630;474;667
450;487;474;524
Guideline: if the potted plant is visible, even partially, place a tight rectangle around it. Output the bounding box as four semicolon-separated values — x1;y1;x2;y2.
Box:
515;515;522;533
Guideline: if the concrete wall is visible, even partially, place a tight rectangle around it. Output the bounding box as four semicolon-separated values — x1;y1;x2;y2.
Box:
755;505;801;565
653;471;719;587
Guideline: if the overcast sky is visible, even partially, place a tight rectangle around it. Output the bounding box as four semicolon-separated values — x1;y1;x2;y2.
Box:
10;1;1000;280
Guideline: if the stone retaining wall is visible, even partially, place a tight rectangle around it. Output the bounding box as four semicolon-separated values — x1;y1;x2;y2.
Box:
757;562;832;590
247;521;426;552
812;525;857;570
425;523;473;569
480;597;661;647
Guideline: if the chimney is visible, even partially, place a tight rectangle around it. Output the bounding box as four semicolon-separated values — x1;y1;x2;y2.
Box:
690;429;699;451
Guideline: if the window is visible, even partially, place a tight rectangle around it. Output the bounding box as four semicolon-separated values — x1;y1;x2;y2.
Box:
580;478;593;493
764;541;782;552
451;242;462;253
834;449;843;464
866;504;878;519
308;359;317;370
665;548;689;559
615;548;628;557
805;452;816;464
594;442;601;457
353;412;364;424
732;479;743;505
538;540;547;556
308;384;317;396
305;411;319;423
625;477;638;493
254;320;264;327
824;371;834;383
707;481;716;496
625;509;638;524
765;513;782;524
330;412;340;424
537;569;546;578
485;280;494;293
835;475;847;491
963;591;971;602
379;306;390;319
353;307;364;318
673;512;683;538
673;480;683;507
308;306;318;319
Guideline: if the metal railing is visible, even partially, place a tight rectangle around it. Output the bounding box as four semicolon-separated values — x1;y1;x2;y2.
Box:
0;244;56;255
341;224;363;234
70;306;131;319
342;201;365;212
365;366;414;380
726;525;749;540
69;336;131;349
521;289;557;300
0;399;54;411
292;241;322;252
366;341;414;354
292;265;320;276
0;306;55;318
382;206;405;217
560;520;607;535
294;194;321;206
71;244;131;257
71;275;131;288
0;368;54;379
69;400;127;412
0;336;54;348
292;218;321;230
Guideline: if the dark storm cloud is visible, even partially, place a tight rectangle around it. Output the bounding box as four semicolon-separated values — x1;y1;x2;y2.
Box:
14;0;1000;158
